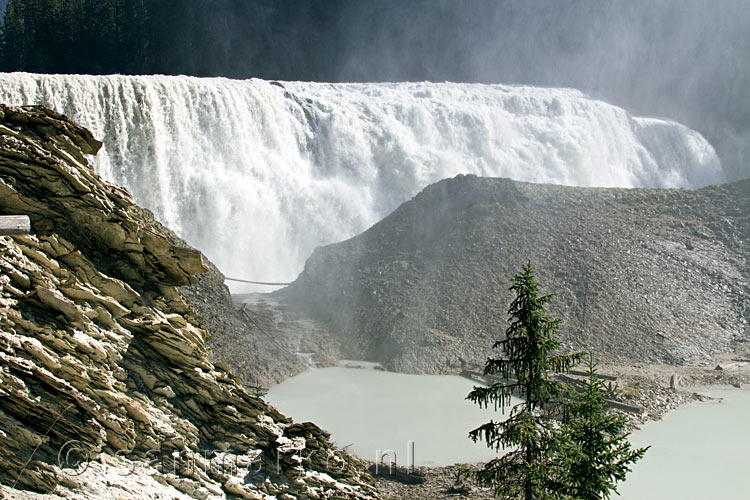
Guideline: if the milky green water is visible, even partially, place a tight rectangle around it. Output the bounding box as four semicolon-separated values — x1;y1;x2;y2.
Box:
266;366;519;466
618;387;750;500
268;368;750;496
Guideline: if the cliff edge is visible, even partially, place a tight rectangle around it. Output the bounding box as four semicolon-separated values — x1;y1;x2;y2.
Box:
0;105;376;499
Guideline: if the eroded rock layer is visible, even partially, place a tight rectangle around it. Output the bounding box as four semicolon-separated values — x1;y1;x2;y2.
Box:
0;104;376;499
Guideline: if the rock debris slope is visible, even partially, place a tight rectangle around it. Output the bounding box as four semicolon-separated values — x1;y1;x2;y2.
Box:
282;174;749;373
0;105;376;500
178;259;311;389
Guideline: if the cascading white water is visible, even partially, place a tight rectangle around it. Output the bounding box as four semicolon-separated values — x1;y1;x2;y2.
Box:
0;74;723;291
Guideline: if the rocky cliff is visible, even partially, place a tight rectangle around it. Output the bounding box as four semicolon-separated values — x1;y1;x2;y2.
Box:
281;174;749;373
0;105;377;499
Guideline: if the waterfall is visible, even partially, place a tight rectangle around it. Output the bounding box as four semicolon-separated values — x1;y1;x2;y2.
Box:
0;74;723;291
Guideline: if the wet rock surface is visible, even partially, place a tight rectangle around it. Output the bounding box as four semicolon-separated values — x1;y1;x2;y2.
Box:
0;105;377;499
281;174;749;374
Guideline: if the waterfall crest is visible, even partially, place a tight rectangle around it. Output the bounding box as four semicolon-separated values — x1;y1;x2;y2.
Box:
0;74;723;290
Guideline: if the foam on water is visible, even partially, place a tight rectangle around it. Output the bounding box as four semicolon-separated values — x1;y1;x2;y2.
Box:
0;74;723;290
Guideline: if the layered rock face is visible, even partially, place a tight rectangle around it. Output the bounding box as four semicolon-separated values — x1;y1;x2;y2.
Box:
0;105;376;499
282;174;749;373
178;260;311;389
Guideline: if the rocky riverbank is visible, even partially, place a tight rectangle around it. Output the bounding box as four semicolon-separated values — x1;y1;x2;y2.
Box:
0;104;378;499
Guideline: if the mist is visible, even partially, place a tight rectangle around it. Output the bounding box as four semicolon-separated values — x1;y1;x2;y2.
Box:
140;0;750;181
331;0;750;182
2;0;747;180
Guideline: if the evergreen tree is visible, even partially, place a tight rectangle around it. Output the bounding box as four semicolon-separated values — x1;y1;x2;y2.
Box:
548;357;649;499
467;262;584;500
0;0;346;78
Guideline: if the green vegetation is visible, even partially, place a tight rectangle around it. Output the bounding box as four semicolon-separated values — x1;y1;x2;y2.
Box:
250;384;268;399
0;0;342;77
1;0;151;74
467;262;585;499
467;262;647;499
549;357;649;499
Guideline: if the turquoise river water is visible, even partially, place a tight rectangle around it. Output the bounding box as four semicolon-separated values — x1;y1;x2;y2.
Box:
267;367;750;497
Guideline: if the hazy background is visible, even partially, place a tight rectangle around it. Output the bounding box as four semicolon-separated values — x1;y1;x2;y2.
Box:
1;0;748;180
334;0;750;182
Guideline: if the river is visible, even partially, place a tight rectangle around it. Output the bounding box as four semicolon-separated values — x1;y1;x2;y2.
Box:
268;366;750;497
